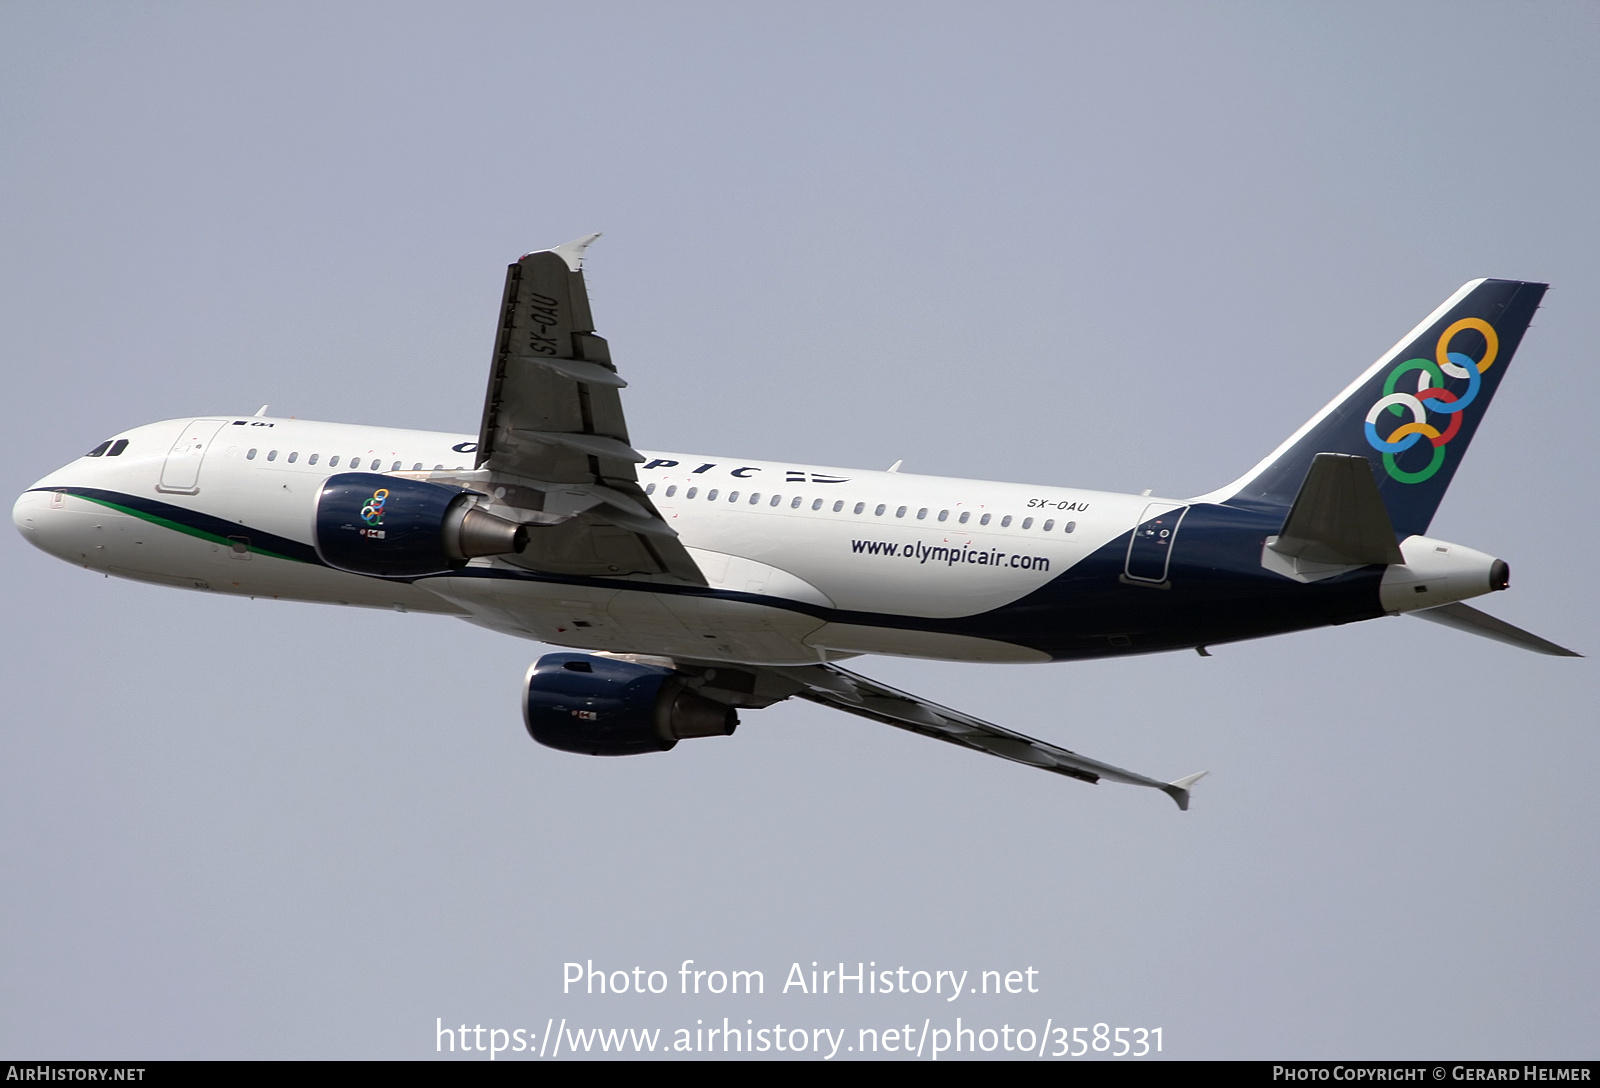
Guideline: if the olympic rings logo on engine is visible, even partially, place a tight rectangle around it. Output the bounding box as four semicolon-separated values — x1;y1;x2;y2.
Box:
360;488;389;526
1363;317;1499;484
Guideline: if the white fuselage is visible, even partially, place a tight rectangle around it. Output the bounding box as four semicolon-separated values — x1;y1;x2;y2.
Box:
16;414;1509;669
14;415;1155;666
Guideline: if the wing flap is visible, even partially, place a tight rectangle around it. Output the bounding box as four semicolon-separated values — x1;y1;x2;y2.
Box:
510;429;645;464
513;354;628;388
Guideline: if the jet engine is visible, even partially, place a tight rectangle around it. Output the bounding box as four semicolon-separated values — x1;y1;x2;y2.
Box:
523;653;739;756
314;472;527;577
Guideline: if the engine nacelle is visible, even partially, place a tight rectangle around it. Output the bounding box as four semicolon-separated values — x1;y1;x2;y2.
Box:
523;653;739;756
314;472;527;577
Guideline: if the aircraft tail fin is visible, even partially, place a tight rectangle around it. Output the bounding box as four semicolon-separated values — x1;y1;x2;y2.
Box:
1197;279;1547;538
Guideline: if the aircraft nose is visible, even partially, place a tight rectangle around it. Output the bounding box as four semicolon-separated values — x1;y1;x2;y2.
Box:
13;485;75;562
14;487;54;546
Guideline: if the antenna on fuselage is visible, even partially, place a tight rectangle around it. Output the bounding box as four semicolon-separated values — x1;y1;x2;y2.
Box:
254;405;269;417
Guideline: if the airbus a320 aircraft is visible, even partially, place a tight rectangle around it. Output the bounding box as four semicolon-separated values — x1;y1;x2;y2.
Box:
14;237;1579;809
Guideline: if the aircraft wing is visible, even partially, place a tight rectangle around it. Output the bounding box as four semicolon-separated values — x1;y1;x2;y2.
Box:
762;662;1205;809
472;237;704;583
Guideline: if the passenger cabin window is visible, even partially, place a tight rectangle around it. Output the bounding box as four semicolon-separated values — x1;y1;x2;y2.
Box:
938;510;948;522
107;439;128;456
1043;519;1054;531
791;496;802;508
728;491;739;503
246;448;257;460
812;498;823;510
266;450;278;462
895;506;907;518
686;487;698;499
874;504;886;516
349;457;360;469
1021;517;1032;529
748;492;760;504
308;453;319;465
330;455;341;467
1064;521;1076;533
979;513;990;526
85;441;112;457
771;495;782;507
665;485;677;497
644;482;656;495
391;461;401;471
706;489;718;501
853;502;865;515
1001;515;1012;527
413;463;423;471
916;508;927;520
959;511;970;524
287;452;298;463
833;500;844;512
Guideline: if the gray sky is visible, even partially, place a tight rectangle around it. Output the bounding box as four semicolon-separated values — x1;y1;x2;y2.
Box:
3;2;1596;1059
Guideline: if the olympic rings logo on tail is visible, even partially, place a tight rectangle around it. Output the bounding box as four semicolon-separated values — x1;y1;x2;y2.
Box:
360;488;389;526
1363;317;1499;484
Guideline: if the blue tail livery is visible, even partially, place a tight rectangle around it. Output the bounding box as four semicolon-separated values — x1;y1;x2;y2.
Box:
1202;279;1547;538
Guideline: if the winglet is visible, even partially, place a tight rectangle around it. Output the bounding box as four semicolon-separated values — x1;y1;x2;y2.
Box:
1162;771;1209;811
546;233;602;272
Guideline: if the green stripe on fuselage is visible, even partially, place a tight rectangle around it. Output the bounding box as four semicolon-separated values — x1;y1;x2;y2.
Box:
75;494;308;564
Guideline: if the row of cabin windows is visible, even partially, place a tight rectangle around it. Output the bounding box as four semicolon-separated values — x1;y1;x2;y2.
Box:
244;449;460;471
642;481;1076;534
84;440;467;474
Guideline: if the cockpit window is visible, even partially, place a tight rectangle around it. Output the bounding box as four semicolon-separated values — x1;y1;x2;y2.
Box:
107;439;129;456
85;441;112;457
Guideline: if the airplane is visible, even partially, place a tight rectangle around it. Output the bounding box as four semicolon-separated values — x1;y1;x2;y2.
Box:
12;236;1580;810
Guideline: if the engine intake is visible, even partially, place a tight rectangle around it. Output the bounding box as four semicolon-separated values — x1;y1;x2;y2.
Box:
523;653;739;756
314;472;526;577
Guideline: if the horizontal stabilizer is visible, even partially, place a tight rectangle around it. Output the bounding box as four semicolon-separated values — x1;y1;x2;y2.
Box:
1411;602;1581;657
1270;453;1403;566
